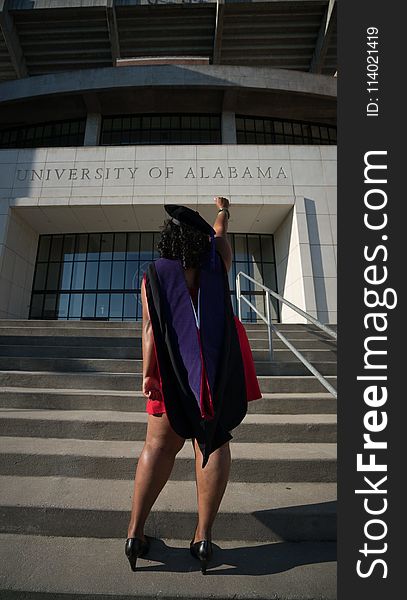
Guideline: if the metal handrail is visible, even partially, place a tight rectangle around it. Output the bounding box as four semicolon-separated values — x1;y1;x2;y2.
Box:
236;271;337;399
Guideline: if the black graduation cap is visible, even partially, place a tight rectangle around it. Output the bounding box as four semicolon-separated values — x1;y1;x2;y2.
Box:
164;204;216;236
164;204;216;269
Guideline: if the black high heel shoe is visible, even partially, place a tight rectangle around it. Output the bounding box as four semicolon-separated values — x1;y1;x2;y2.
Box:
124;535;150;571
190;538;213;574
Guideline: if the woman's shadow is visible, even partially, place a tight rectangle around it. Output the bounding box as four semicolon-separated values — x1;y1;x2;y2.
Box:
137;501;337;575
136;538;336;576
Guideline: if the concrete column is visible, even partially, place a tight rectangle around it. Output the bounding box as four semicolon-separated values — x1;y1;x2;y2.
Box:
221;110;237;144
0;204;38;319
84;113;102;146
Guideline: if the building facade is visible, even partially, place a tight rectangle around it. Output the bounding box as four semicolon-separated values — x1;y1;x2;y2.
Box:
0;0;337;323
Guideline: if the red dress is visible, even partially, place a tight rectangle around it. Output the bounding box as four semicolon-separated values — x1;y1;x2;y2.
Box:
145;284;262;416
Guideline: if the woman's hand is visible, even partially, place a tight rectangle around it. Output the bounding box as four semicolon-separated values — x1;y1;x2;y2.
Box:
214;196;230;210
142;376;162;401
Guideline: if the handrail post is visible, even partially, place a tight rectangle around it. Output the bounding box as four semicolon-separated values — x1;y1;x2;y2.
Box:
265;290;273;361
236;273;242;321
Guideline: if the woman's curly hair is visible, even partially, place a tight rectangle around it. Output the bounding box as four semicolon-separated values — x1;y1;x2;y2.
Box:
157;218;211;269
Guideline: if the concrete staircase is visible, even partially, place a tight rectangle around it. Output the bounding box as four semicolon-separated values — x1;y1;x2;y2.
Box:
0;319;337;599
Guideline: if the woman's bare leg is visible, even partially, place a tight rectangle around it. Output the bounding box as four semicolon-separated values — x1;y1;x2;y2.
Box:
127;412;185;539
192;438;231;542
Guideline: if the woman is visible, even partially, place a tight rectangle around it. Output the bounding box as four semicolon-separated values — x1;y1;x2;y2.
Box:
125;197;262;574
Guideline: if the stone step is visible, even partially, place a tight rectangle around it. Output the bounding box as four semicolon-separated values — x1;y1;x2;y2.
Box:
249;337;337;350
0;371;337;393
0;410;337;443
0;533;337;599
0;437;337;482
0;357;337;376
0;476;336;542
0;344;337;361
0;327;336;346
0;387;337;414
0;335;337;350
0;319;336;331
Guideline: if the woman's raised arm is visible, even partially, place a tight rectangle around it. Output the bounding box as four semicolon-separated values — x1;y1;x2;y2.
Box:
213;196;232;272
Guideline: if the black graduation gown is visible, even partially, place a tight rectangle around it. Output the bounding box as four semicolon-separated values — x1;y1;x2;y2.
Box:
143;249;248;468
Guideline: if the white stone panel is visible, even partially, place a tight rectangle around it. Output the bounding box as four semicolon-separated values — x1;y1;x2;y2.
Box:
0;164;17;188
306;213;335;245
314;277;337;311
329;214;337;244
70;188;103;199
0;150;19;163
197;146;228;160
0;276;11;312
320;146;337;161
18;148;48;162
310;244;337;278
293;187;329;214
101;186;134;197
105;146;137;161
131;186;167;197
323;160;337;186
290;160;324;186
7;282;24;317
325;186;337;215
45;148;77;162
302;276;317;312
226;145;259;160
1;246;15;282
257;145;289;159
289;146;321;160
9;197;40;207
74;147;107;162
298;243;314;278
164;146;197;160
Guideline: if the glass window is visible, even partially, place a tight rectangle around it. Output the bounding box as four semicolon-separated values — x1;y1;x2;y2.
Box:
71;262;85;290
248;235;262;261
124;293;137;320
33;263;48;291
0;118;86;149
68;294;83;318
127;233;140;260
46;262;60;290
82;293;96;318
97;262;112;289
60;262;73;290
37;236;51;262
100;233;113;260
262;263;277;290
84;262;98;290
30;232;279;322
140;232;154;260
63;235;76;262
49;236;63;262
260;236;275;262
100;113;222;146
234;236;248;262
43;294;57;318
125;261;138;290
235;115;336;146
57;294;69;319
87;234;101;260
111;261;125;289
110;293;124;318
96;293;109;319
74;235;88;261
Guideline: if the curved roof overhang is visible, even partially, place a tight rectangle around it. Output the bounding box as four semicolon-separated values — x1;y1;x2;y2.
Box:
0;64;336;104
